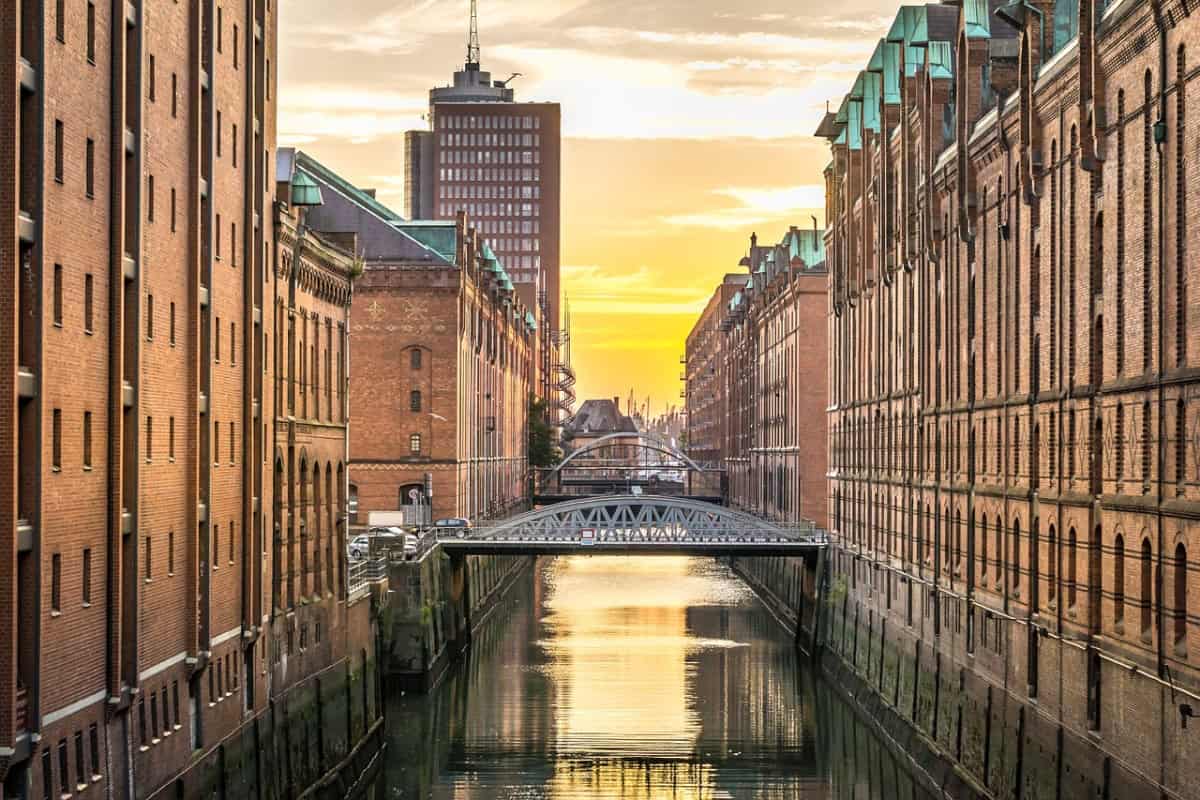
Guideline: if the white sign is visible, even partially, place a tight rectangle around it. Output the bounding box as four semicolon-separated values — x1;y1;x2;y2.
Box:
409;488;421;502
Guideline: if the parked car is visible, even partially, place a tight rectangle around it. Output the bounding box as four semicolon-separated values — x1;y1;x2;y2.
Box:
433;517;471;535
348;528;403;560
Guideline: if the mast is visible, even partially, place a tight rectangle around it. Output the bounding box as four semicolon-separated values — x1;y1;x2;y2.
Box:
467;0;481;67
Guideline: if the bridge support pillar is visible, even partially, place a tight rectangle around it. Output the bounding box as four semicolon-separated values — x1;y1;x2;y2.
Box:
448;552;473;655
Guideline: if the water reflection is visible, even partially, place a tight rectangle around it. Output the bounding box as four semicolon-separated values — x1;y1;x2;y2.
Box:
375;556;937;799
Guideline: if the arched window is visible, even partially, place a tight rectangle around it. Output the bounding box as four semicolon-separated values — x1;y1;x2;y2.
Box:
1175;542;1188;650
1141;537;1153;635
1048;525;1058;605
411;348;422;370
1114;534;1126;626
995;520;1003;587
1067;528;1078;609
410;390;422;412
981;515;989;578
1012;519;1022;590
409;433;421;455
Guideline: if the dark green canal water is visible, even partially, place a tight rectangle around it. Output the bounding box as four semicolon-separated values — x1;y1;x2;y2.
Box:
371;556;938;799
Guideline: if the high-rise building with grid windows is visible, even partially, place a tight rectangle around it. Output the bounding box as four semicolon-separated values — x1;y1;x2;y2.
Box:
404;6;565;419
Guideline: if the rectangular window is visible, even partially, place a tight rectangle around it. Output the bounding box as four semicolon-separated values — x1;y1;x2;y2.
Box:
168;530;175;575
214;421;220;463
56;0;64;41
215;213;221;258
171;681;180;727
53;264;63;325
169;302;176;344
230;322;236;363
51;553;61;613
83;410;91;468
217;7;223;52
82;548;91;604
84;274;93;332
410;390;421;411
86;2;95;62
54;120;64;182
148;54;156;101
85;138;94;198
145;416;153;462
72;735;86;793
168;416;175;461
145;536;152;580
229;423;234;465
229;520;235;562
233;25;239;68
58;740;69;795
215;316;221;360
170;187;176;232
150;692;159;741
52;408;62;470
160;686;169;734
232;124;238;167
410;434;421;454
171;73;178;117
89;724;99;776
212;523;219;567
146;294;154;339
411;349;421;370
231;222;237;266
216;111;222;157
138;697;147;745
42;749;51;800
147;175;155;221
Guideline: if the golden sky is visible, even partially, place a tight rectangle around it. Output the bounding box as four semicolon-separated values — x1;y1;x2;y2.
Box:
279;0;894;413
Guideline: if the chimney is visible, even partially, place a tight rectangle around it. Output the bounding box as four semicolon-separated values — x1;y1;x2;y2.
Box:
750;231;758;250
613;396;620;413
362;188;377;199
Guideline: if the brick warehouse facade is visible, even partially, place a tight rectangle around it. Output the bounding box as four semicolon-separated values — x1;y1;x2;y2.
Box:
1;3;382;798
823;0;1200;795
684;274;747;469
684;227;829;528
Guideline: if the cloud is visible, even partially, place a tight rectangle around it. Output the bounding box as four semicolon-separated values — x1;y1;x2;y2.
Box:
562;265;712;315
662;185;825;229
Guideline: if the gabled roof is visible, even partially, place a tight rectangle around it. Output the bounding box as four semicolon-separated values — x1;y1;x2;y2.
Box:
287;149;403;224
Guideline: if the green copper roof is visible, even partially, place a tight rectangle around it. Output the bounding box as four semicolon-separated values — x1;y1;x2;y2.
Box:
835;95;849;125
882;42;902;103
290;170;323;207
524;310;537;331
847;98;863;150
394;222;457;263
849;73;865;101
964;0;992;38
927;41;954;79
887;6;927;45
784;228;825;268
862;72;882;132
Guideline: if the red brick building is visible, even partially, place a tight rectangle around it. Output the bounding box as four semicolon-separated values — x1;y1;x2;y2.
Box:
684;274;748;468
683;228;828;527
823;0;1200;792
722;228;829;527
0;6;381;797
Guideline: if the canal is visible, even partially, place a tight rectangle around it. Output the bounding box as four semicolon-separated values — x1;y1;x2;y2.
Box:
371;556;942;798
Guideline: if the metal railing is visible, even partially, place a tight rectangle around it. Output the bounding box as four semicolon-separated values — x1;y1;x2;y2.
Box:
347;555;389;596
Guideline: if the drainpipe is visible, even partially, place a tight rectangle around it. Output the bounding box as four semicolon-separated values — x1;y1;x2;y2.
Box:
1149;0;1168;679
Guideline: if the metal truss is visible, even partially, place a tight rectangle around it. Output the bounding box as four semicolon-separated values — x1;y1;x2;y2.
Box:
438;495;828;554
554;432;711;474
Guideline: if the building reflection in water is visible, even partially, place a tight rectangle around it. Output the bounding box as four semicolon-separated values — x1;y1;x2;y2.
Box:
374;557;940;799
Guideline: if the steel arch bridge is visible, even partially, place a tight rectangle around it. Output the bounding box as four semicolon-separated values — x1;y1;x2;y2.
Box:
553;432;710;474
436;495;827;556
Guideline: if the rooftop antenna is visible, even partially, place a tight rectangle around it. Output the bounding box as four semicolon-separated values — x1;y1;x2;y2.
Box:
467;0;481;67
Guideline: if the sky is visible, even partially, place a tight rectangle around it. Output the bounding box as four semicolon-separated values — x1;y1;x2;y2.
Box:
278;0;893;416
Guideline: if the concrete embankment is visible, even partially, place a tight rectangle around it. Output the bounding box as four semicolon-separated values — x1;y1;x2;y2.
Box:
731;551;1168;800
382;546;533;690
